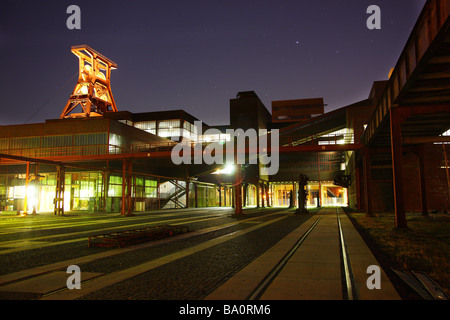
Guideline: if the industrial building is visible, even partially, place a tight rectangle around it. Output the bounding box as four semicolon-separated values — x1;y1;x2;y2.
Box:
1;0;450;229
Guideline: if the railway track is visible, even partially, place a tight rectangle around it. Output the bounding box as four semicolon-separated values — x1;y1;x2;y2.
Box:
206;207;400;300
245;207;357;300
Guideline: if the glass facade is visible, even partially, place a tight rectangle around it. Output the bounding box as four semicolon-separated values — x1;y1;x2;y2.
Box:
0;171;159;213
271;182;348;208
182;121;198;141
133;119;198;141
157;119;181;138
134;121;156;135
0;167;349;213
0;132;109;157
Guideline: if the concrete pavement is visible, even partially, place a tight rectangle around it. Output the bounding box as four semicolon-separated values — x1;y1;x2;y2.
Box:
206;207;401;300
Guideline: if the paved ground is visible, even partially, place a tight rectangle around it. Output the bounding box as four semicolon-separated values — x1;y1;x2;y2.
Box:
0;206;401;300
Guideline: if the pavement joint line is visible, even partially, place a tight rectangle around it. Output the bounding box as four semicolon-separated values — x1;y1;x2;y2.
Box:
204;210;326;300
0;213;230;249
0;208;284;253
40;214;289;300
0;209;220;229
0;207;254;227
0;210;230;234
0;211;286;285
0;215;226;255
259;208;345;300
0;207;267;234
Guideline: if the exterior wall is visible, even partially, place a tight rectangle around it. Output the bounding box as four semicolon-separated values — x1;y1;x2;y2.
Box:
348;143;449;213
230;91;271;184
421;143;449;213
272;98;324;123
0;169;160;213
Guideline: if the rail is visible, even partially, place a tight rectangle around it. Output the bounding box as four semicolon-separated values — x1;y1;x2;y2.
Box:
247;208;356;300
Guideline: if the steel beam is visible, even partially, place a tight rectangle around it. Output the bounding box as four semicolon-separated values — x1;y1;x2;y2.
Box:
121;159;133;216
390;108;407;228
363;149;372;215
23;162;30;215
234;165;243;215
54;165;65;216
418;146;428;215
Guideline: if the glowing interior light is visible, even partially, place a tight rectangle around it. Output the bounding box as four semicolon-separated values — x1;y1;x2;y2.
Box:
80;85;89;95
213;164;235;175
26;185;36;212
96;71;106;80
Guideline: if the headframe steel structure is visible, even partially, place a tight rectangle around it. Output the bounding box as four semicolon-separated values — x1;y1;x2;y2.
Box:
60;45;118;118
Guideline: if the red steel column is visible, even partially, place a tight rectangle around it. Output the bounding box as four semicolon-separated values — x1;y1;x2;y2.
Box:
157;177;161;210
266;182;271;207
256;180;260;208
126;159;133;216
194;183;198;208
121;159;126;215
261;182;265;208
234;165;243;215
355;166;362;211
390;108;407;228
185;180;190;209
363;148;372;215
24;162;30;215
418;146;428;216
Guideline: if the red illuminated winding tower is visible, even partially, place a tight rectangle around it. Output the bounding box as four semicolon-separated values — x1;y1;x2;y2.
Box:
60;45;118;118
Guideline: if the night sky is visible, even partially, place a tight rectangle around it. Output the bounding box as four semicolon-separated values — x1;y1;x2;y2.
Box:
0;0;426;126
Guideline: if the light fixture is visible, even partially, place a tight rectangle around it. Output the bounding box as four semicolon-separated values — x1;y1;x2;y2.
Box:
212;164;235;175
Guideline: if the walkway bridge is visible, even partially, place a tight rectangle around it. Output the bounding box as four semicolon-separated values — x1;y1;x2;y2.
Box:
361;0;450;227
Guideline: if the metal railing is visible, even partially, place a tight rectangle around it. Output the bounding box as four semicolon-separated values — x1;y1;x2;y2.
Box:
280;133;355;147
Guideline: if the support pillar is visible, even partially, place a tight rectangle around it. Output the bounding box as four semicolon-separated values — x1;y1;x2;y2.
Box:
127;159;133;215
232;185;235;208
355;166;362;211
317;181;322;208
175;180;179;209
256;180;260;208
292;181;296;208
443;143;450;214
121;160;126;215
24;162;30;215
100;170;108;213
234;165;243;215
390;108;407;228
266;182;270;207
194;183;198;208
261;182;265;208
157;177;161;210
296;174;309;214
271;184;274;207
186;180;190;209
418;146;428;216
54;165;65;216
223;187;227;207
363;148;372;215
32;164;38;214
121;159;133;216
